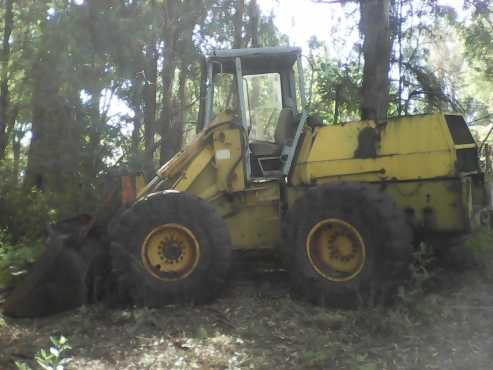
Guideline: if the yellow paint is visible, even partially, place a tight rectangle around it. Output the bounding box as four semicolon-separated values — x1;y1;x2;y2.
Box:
212;181;281;250
288;178;472;233
291;113;462;184
135;175;146;194
137;111;280;250
288;128;313;184
156;130;210;180
212;128;245;192
148;111;235;192
306;218;366;282
187;164;221;200
387;179;468;232
286;113;482;235
140;223;201;281
175;146;214;191
136;110;483;250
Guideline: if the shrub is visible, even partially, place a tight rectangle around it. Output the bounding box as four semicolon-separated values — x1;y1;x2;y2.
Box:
398;242;438;307
15;336;72;370
0;186;57;243
0;229;43;289
0;161;59;239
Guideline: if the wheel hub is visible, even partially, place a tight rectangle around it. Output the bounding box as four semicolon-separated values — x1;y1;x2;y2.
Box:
160;240;184;262
306;218;366;282
327;232;358;261
141;224;200;281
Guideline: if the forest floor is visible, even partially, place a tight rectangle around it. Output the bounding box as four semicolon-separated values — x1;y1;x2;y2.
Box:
1;232;493;370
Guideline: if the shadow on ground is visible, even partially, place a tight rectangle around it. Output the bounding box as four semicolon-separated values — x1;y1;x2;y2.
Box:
1;245;493;370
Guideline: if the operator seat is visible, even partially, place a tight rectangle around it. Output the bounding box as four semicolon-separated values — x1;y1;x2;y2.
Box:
250;108;295;157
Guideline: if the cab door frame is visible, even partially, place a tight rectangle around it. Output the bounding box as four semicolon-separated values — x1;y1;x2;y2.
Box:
202;52;308;184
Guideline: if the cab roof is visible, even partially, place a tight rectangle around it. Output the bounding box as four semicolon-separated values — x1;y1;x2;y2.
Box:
206;47;301;75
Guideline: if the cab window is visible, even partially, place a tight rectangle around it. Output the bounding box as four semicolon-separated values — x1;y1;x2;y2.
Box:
243;73;282;143
212;73;238;117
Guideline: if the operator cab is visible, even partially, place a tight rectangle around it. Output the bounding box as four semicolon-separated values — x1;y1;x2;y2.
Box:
200;47;307;179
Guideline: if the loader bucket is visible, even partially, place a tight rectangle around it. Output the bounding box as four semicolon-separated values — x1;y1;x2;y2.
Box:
2;215;110;318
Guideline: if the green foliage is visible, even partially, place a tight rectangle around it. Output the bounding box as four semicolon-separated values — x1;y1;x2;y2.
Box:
316;60;362;123
0;228;43;289
462;1;493;81
0;0;285;223
0;165;49;288
0;0;491;225
16;336;72;370
351;352;378;370
0;161;57;239
195;326;209;340
302;348;334;369
464;227;493;254
412;242;437;284
0;186;56;241
398;242;437;306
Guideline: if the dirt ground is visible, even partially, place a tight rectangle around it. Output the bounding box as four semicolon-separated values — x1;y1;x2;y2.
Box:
1;245;493;370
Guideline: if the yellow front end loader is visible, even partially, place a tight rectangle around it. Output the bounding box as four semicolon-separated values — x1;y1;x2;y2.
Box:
4;47;489;316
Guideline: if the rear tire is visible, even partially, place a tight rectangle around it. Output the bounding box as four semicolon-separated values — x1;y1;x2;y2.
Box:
108;191;232;307
285;182;413;307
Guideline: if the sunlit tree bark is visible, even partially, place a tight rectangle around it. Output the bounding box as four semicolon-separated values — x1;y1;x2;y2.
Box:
0;0;14;159
359;0;392;122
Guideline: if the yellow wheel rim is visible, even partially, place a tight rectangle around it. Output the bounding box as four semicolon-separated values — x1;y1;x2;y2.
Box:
306;218;366;282
141;224;200;281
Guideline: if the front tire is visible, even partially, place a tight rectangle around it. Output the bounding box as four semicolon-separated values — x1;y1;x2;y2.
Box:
285;182;413;307
109;191;232;307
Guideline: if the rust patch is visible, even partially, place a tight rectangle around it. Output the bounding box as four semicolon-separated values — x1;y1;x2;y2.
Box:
354;127;379;158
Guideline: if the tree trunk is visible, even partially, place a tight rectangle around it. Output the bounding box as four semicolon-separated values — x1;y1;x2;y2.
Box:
25;46;59;192
158;56;178;165
247;0;259;48
233;0;245;48
12;131;21;182
25;25;82;201
10;109;20;181
130;77;143;160
172;62;187;154
26;68;80;195
158;0;204;165
143;43;158;175
397;0;403;116
359;0;392;122
334;84;341;124
0;0;14;159
247;0;260;118
84;0;106;179
85;82;103;179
